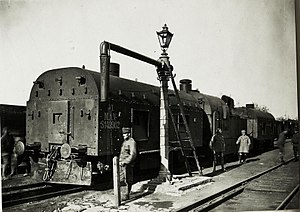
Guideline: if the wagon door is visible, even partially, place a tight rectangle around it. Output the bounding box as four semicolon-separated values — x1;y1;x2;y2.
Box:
48;100;70;144
247;119;257;138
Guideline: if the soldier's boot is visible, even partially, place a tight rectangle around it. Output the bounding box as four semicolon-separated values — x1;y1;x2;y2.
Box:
212;155;217;173
127;184;132;198
243;154;247;163
9;153;18;177
221;155;226;172
121;184;131;201
294;151;298;161
238;154;242;164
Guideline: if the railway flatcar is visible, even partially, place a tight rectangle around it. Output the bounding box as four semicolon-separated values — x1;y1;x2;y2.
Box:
26;64;205;185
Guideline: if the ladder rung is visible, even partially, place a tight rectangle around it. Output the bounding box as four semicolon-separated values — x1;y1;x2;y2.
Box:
181;138;192;141
182;147;193;151
170;147;181;151
186;156;197;158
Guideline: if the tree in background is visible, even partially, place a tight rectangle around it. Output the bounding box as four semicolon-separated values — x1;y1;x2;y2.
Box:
253;103;270;113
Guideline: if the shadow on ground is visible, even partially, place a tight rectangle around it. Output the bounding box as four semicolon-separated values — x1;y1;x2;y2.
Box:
125;179;162;203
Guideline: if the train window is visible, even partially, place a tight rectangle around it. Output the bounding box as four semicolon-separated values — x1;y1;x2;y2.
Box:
132;109;149;141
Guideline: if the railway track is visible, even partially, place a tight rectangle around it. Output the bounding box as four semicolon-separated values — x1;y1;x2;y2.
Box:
176;157;298;211
2;182;86;208
276;184;299;210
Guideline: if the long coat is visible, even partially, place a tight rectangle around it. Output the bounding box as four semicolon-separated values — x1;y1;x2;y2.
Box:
277;132;286;152
236;135;251;153
210;134;225;153
119;137;137;185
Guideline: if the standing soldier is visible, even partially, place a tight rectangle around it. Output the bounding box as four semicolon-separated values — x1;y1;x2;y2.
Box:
1;127;14;179
210;128;226;172
236;130;251;164
291;130;299;161
277;130;287;163
119;127;137;201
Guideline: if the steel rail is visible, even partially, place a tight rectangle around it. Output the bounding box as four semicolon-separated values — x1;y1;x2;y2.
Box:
2;182;46;193
176;157;295;212
3;184;85;208
276;184;299;210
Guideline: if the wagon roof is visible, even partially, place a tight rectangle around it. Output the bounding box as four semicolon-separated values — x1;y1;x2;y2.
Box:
232;107;275;120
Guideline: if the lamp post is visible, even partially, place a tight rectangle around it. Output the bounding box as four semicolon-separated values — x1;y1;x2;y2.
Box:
156;24;174;182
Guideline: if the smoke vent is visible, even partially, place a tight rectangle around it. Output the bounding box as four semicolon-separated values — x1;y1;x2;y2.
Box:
246;104;255;109
179;79;192;93
109;63;120;77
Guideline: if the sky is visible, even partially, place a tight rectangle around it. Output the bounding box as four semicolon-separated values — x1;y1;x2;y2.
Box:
0;0;297;119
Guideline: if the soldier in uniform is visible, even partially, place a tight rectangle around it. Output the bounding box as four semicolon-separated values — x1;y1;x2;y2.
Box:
277;130;287;163
291;130;299;161
119;127;137;201
210;128;226;172
236;130;251;164
1;127;14;179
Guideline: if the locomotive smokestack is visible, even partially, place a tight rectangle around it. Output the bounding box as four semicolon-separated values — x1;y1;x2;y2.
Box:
179;79;192;93
100;42;111;102
221;95;235;109
109;63;120;77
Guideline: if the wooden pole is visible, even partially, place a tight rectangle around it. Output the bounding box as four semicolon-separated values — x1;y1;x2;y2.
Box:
113;156;120;206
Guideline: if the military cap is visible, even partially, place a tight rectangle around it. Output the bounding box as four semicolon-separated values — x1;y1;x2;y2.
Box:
122;127;131;134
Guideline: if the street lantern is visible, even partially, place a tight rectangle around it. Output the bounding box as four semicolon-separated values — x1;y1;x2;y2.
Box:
157;24;173;53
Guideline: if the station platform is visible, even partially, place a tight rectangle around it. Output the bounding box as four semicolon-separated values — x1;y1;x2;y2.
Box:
58;141;298;212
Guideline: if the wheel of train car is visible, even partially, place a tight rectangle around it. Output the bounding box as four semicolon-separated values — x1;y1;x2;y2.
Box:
14;141;25;155
60;143;71;159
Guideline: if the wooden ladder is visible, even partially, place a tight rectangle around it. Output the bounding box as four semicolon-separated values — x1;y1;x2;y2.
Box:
168;74;203;176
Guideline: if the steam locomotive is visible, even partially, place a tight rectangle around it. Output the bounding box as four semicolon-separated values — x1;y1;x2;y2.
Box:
24;62;279;185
